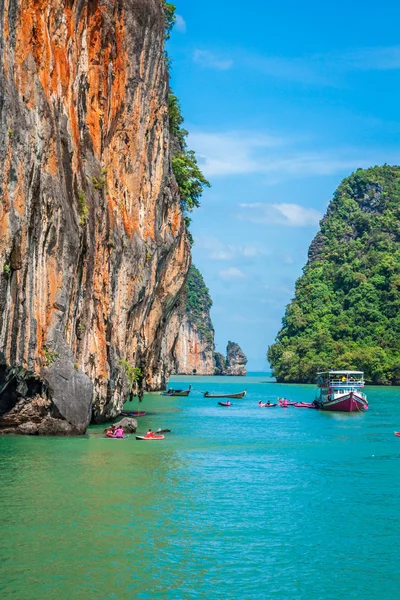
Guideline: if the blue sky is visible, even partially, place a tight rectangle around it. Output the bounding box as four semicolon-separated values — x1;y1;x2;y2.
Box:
167;0;400;371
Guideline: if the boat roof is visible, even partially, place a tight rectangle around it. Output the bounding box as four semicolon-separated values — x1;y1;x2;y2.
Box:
317;371;364;375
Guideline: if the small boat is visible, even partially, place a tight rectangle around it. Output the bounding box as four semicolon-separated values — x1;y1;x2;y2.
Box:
204;391;246;399
162;385;192;397
136;435;164;440
258;402;277;408
120;411;146;417
395;432;400;437
315;371;368;412
278;400;296;407
106;433;125;439
293;402;317;409
218;401;232;407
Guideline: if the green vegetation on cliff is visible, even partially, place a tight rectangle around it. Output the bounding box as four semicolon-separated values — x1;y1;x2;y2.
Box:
185;265;214;346
163;2;210;245
268;165;400;384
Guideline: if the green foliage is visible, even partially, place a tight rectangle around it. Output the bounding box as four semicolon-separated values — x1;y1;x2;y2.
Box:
268;165;400;385
119;360;142;394
163;7;210;246
77;191;89;225
172;151;210;213
168;92;210;224
92;176;107;191
185;265;214;347
168;93;188;147
3;263;10;275
8;129;14;138
43;346;59;366
163;2;176;40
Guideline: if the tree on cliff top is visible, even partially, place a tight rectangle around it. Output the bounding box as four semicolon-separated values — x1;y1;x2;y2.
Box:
268;165;400;385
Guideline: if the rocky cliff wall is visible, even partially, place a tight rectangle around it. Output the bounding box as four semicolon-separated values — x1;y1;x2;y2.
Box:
215;342;247;376
0;0;190;433
173;315;215;375
172;265;215;375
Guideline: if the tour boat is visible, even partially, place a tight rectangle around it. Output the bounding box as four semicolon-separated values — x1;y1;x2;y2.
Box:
204;391;246;399
315;371;368;412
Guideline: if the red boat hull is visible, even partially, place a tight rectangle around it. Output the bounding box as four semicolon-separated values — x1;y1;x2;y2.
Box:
320;392;368;412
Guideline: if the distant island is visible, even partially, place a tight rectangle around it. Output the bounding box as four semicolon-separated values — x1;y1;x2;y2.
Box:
268;166;400;385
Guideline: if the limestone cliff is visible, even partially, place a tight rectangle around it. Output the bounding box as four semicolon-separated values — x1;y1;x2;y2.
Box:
0;0;190;434
173;265;215;375
215;342;247;376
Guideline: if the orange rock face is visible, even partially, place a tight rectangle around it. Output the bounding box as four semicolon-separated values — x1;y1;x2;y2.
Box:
173;315;215;376
0;0;190;431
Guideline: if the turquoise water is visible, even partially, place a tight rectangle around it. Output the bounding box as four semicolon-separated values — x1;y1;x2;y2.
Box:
0;374;400;599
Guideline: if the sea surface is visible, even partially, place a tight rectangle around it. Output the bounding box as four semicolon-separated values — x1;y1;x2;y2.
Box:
0;374;400;599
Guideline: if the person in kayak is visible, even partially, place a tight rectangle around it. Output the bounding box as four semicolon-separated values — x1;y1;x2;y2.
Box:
146;429;154;438
106;424;116;435
115;426;124;438
267;401;271;405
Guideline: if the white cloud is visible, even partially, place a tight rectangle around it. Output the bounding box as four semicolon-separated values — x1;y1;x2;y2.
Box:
196;236;266;260
188;129;392;181
219;267;246;280
238;203;322;227
193;49;233;71
175;14;187;33
189;131;285;177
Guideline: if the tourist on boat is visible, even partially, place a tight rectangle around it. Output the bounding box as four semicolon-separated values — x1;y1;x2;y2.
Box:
115;426;124;438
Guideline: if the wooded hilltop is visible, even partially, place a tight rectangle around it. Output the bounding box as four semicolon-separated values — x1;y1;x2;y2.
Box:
268;166;400;385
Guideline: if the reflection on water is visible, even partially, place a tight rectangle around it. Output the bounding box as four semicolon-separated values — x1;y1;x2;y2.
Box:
0;377;400;599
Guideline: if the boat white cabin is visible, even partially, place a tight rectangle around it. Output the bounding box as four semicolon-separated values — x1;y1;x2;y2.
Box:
316;370;368;412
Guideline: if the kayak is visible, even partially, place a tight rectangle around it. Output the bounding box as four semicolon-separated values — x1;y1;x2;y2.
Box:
121;411;146;417
136;435;164;440
395;432;400;437
278;400;296;406
106;433;125;438
293;402;317;409
218;401;232;407
258;403;277;408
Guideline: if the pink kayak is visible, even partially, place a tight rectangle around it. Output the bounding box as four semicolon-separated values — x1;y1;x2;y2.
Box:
293;402;317;409
395;432;400;437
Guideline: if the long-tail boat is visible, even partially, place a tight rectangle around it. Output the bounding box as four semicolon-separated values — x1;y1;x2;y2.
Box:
162;385;192;397
204;390;246;399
